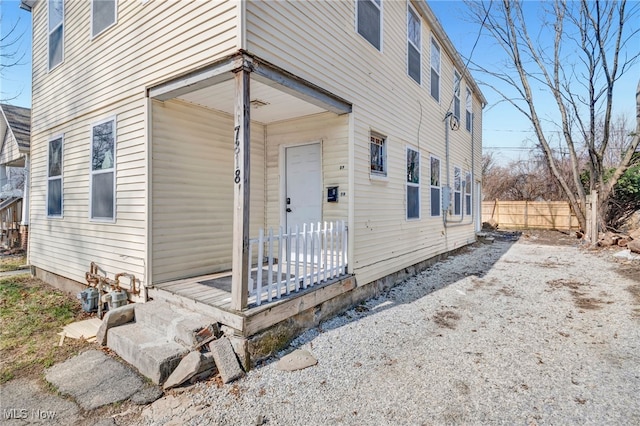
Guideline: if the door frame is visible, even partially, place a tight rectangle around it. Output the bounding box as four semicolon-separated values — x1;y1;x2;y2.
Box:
278;140;324;231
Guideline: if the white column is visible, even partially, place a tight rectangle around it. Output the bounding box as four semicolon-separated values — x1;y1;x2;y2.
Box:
21;155;30;226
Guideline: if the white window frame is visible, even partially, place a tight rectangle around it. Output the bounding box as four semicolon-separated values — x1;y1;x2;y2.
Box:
453;71;461;121
48;0;64;71
370;131;387;178
407;3;421;84
465;171;472;216
466;88;473;133
454;166;462;216
406;146;420;220
47;134;64;218
91;0;118;39
430;155;441;217
356;0;383;51
90;116;117;222
430;37;441;102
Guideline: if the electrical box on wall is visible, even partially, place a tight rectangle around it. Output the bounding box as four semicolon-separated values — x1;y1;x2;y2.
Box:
327;186;339;202
442;185;452;211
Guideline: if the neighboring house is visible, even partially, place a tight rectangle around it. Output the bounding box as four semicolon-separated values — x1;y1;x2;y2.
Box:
0;103;30;250
21;0;485;353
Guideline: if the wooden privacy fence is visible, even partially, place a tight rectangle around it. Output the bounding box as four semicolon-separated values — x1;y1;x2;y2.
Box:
247;221;348;307
482;200;578;230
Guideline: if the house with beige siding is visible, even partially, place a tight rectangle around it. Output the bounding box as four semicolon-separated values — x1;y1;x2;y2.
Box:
0;103;30;249
21;0;485;356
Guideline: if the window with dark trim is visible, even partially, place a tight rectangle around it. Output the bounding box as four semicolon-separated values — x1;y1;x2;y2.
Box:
48;0;64;70
407;5;421;84
407;147;420;219
453;71;461;120
430;156;441;216
430;38;441;101
370;132;387;177
454;166;461;215
466;88;473;132
47;136;63;217
90;118;116;221
357;0;382;50
92;0;117;38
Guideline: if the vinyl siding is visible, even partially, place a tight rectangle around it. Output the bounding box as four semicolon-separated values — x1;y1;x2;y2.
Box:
29;0;240;287
28;96;147;286
246;0;482;286
0;130;22;165
264;112;349;229
151;100;265;284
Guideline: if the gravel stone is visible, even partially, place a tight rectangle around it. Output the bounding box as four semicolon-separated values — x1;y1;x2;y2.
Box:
131;234;640;425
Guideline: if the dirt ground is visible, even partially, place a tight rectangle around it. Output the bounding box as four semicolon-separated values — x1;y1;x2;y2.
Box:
2;230;638;425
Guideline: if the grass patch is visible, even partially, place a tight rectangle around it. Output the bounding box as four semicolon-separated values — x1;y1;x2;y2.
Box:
0;254;27;272
0;276;92;384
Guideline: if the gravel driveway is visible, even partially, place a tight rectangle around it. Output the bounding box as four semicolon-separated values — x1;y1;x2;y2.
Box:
131;232;640;425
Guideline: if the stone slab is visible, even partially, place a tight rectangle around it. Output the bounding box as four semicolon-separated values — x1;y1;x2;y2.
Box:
44;350;145;410
209;337;244;384
96;303;136;346
163;351;202;390
130;385;164;405
275;349;318;371
108;323;188;384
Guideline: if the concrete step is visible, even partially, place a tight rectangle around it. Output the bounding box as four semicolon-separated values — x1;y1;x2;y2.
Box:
134;300;218;347
108;322;189;385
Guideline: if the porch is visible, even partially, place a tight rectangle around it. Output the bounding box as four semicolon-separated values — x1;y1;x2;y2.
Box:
147;52;353;336
149;219;351;336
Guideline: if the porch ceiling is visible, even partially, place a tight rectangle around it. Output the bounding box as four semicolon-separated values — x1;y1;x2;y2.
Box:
177;79;326;125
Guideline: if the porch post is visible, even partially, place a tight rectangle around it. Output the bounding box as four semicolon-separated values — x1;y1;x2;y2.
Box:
230;60;251;311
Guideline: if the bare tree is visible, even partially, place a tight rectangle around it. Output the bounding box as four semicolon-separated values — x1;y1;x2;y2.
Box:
0;13;26;102
468;0;640;236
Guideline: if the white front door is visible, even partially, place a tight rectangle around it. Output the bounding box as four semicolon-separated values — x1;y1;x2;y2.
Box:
285;143;322;230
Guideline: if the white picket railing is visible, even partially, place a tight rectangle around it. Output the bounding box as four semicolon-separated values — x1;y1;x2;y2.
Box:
247;220;348;306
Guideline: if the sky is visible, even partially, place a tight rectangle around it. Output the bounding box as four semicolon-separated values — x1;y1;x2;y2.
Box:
1;0;638;166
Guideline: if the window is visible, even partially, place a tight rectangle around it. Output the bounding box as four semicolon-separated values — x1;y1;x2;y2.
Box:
90;118;116;221
466;88;473;132
465;171;472;216
453;71;461;121
430;38;440;101
92;0;117;38
454;166;461;215
47;136;63;217
406;147;420;219
357;0;382;50
430;156;441;216
370;132;387;177
48;0;64;70
407;5;421;84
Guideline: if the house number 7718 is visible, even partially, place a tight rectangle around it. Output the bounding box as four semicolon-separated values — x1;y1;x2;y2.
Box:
234;126;241;184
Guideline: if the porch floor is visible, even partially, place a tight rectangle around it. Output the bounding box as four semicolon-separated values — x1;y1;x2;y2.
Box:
148;269;355;337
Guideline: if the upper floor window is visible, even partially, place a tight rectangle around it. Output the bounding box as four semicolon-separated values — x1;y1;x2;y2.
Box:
357;0;382;50
91;117;116;221
453;71;461;120
430;38;441;101
47;136;63;217
407;5;421;84
406;147;420;219
48;0;64;70
92;0;117;38
466;88;473;132
370;132;387;177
